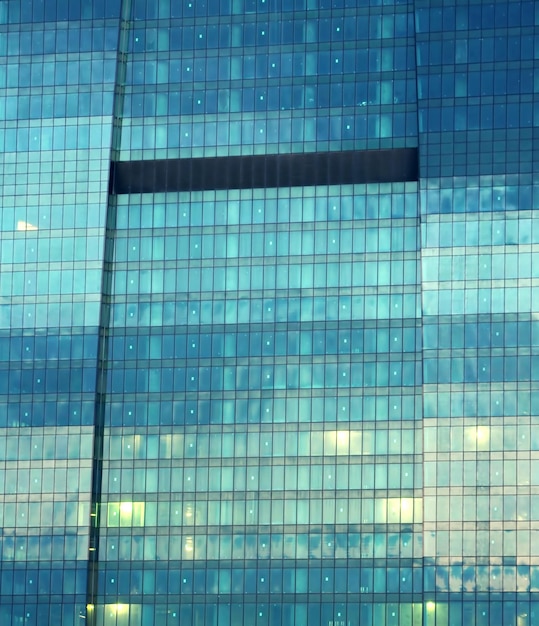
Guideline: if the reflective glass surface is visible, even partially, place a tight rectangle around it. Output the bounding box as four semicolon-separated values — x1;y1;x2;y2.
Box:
1;0;538;624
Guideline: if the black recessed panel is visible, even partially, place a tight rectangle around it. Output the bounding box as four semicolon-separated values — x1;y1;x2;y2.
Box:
110;148;418;194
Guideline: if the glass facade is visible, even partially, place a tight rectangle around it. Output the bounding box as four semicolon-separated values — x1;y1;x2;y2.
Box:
0;0;537;625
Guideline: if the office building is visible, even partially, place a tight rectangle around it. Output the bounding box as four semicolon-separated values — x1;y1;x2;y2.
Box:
0;0;538;624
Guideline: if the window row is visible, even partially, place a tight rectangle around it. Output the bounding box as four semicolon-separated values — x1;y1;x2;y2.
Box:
0;466;92;496
106;360;420;394
0;500;90;529
0;199;106;232
124;80;417;117
422;285;539;317
1;119;114;153
428;153;533;180
425;420;538;452
105;427;416;460
2;300;101;330
424;355;539;385
100;528;418;560
97;563;419;596
1;235;103;264
105;394;420;427
1;268;102;297
113;227;419;263
424;460;539;489
418;68;535;100
128;14;413;54
3;0;119;24
0;563;87;596
3;24;119;55
126;47;416;87
424;528;537;559
415;3;535;33
425;564;536;593
2;58;116;89
0;399;96;428
424;492;539;520
97;563;538;595
0;366;96;395
422;213;537;247
423;389;539;420
115;187;419;229
100;497;421;528
417;37;535;67
111;260;419;296
110;293;421;327
85;602;423;626
103;463;420;498
108;327;419;360
0;90;115;120
423;319;539;351
0;332;98;362
10;601;533;626
0;431;93;461
419;102;535;135
126;0;410;19
118;111;417;156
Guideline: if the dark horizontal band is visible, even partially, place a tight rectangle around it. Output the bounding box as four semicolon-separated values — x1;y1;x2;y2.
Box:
110;148;418;194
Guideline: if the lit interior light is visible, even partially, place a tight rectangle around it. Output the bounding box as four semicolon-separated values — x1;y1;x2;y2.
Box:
120;502;133;515
476;426;489;441
17;220;38;231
